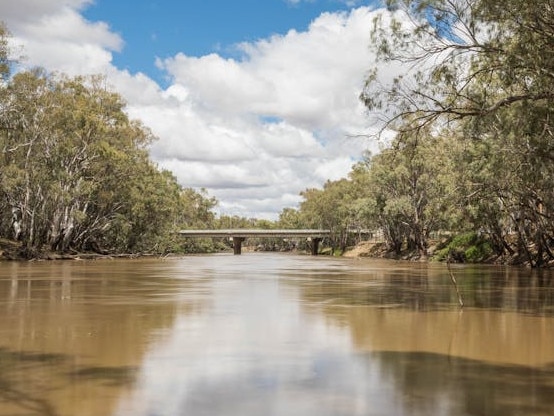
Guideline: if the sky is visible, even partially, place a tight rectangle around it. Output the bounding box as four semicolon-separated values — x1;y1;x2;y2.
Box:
0;0;401;220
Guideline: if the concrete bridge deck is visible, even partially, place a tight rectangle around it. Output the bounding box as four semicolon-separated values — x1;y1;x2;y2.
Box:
178;229;331;255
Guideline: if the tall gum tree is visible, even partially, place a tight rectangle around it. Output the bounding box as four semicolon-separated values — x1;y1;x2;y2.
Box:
362;0;554;266
362;0;554;130
0;69;213;256
363;129;452;256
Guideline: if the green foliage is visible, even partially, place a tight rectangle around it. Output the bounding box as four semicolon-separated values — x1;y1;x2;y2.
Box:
278;208;303;229
434;232;493;264
284;126;456;256
0;67;218;256
297;177;371;252
288;1;554;265
360;0;554;266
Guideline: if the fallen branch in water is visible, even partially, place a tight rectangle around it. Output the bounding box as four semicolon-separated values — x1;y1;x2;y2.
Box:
447;253;464;308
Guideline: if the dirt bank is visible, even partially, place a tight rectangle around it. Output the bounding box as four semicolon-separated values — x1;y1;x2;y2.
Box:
342;240;436;262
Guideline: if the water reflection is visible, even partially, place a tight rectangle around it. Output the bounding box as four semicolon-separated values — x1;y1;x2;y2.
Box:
373;351;554;416
114;269;365;416
0;255;553;416
298;260;554;315
0;259;208;416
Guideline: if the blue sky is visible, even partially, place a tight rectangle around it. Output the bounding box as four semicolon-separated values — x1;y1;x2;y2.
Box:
83;1;368;85
1;0;399;219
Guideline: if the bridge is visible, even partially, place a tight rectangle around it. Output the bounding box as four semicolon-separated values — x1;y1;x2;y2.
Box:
178;229;331;255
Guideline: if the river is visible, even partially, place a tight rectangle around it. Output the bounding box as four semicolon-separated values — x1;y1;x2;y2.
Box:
0;253;553;416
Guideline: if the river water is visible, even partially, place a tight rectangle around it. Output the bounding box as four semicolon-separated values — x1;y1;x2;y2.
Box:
0;253;553;416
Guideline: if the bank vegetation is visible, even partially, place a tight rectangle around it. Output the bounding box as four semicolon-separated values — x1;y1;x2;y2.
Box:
2;0;554;266
0;24;220;259
278;0;554;267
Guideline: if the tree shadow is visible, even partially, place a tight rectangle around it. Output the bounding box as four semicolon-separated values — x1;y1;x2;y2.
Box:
68;365;138;387
370;350;554;416
0;348;67;415
0;347;138;415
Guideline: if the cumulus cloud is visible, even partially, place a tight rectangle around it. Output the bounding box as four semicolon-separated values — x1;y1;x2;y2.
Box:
146;8;383;217
0;1;400;219
4;0;121;75
1;0;91;23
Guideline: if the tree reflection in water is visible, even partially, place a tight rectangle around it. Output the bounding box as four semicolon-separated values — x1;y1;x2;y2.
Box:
372;351;554;416
0;348;139;416
300;261;554;314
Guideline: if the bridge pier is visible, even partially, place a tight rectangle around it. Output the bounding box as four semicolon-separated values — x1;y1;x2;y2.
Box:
311;238;322;255
232;237;245;255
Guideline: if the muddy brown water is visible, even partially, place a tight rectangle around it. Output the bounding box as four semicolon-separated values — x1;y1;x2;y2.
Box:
0;254;553;416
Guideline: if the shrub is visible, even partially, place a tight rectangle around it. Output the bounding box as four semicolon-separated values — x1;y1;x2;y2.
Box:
434;232;492;263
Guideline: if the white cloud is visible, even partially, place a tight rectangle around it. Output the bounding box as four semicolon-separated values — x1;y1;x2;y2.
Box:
1;0;92;23
158;8;375;133
5;0;121;75
0;2;399;219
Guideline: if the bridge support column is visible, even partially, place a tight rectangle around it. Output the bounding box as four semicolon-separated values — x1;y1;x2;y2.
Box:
232;237;245;255
311;238;322;255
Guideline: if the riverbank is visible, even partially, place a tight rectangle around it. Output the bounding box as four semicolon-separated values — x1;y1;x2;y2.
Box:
342;241;388;258
2;236;551;267
342;239;554;268
0;238;151;261
342;241;432;262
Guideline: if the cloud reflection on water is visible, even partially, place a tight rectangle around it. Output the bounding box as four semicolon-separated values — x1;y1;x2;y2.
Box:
114;273;394;416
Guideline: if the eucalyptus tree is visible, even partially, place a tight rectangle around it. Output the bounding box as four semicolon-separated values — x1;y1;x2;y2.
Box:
172;188;219;253
278;208;304;229
0;22;9;80
362;0;554;131
299;182;342;252
451;104;554;265
361;0;554;265
177;187;217;230
0;70;205;256
364;130;453;255
0;70;62;251
298;173;377;253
